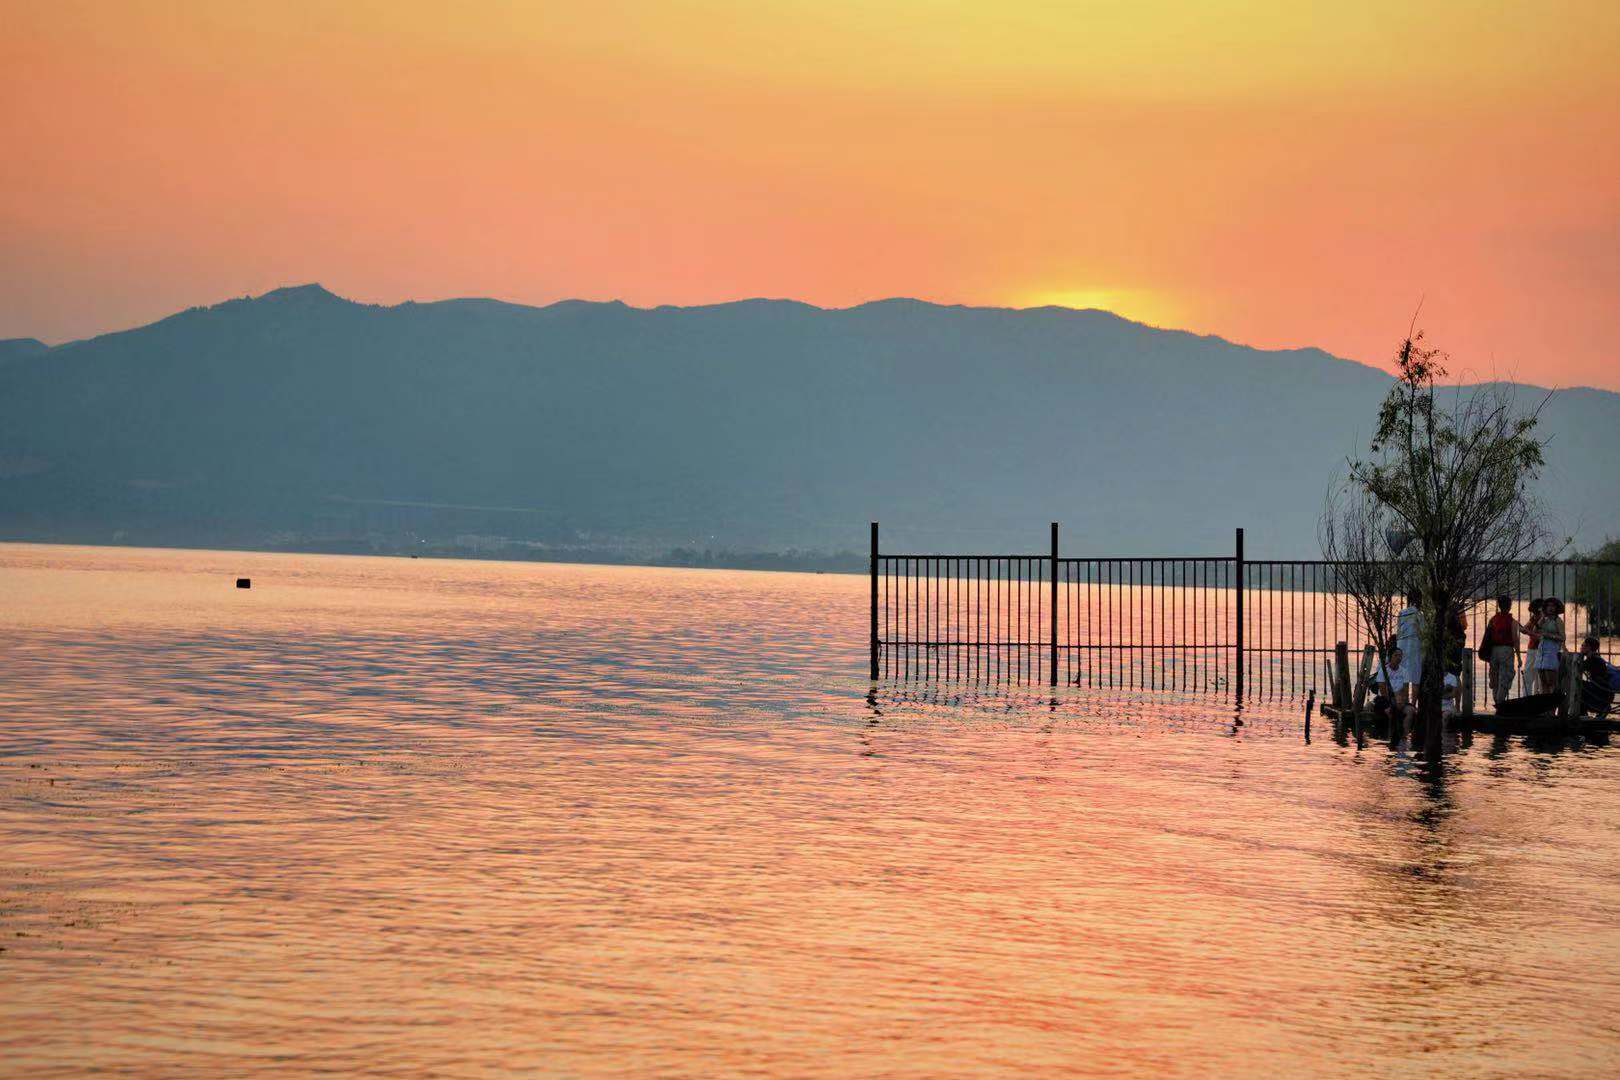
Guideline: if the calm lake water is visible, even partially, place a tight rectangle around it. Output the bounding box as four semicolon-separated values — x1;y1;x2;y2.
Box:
3;543;1619;1076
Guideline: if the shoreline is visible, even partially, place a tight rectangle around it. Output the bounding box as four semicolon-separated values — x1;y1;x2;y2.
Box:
0;535;868;577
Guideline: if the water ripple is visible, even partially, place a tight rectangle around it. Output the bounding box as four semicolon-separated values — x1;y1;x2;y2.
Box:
2;544;1619;1076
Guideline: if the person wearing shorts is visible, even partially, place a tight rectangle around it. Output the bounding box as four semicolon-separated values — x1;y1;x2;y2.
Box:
1536;598;1566;693
1482;595;1520;706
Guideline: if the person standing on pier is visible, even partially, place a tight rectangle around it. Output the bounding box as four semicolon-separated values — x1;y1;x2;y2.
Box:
1444;603;1467;676
1397;589;1425;690
1536;598;1566;693
1481;595;1521;706
1520;598;1545;697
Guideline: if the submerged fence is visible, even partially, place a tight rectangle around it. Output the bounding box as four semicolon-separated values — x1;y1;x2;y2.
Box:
868;523;1620;708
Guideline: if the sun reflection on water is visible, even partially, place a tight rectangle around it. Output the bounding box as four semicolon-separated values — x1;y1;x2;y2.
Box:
2;544;1618;1075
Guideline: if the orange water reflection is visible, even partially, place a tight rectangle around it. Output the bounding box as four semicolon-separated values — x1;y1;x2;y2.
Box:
2;544;1618;1074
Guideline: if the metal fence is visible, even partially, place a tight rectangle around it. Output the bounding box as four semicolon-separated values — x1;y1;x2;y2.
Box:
869;523;1620;708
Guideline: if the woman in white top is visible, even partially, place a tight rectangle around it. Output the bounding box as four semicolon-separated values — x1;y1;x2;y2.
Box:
1374;646;1408;697
1536;598;1566;692
1370;645;1407;724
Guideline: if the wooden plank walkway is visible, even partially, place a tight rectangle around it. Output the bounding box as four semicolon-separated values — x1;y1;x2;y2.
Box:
1320;702;1620;737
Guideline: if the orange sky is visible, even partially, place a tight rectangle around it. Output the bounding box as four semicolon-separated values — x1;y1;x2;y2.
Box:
3;1;1618;388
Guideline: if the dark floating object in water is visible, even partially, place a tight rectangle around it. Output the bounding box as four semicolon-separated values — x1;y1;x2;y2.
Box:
235;578;251;589
1494;692;1561;718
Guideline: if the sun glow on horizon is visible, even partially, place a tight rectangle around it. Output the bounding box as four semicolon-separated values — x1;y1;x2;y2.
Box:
1013;289;1186;331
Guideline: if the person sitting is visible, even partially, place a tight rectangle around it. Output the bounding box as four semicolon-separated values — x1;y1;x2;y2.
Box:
1579;636;1618;717
1370;644;1407;726
1372;639;1459;722
1480;595;1520;707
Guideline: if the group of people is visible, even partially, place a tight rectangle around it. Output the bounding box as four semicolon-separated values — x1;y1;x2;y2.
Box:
1478;595;1567;703
1368;589;1459;726
1367;590;1619;724
1368;642;1457;727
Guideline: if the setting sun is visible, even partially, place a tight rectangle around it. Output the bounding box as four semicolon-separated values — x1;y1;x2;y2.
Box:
1014;288;1185;329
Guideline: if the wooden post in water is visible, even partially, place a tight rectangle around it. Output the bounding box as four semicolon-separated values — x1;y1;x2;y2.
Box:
1461;648;1475;716
1334;641;1353;710
1353;645;1376;712
1049;522;1059;687
869;522;879;681
1234;528;1245;703
1562;651;1581;720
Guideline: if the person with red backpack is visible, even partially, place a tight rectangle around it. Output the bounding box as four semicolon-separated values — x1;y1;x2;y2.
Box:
1479;595;1521;706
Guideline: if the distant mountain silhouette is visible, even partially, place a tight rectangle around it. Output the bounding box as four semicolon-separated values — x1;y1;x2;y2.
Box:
0;337;48;364
1;285;1616;558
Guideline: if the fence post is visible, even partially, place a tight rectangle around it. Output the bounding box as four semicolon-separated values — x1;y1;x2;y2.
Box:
1235;527;1245;703
869;522;879;681
1353;645;1376;712
1050;522;1059;687
1334;641;1352;708
1461;648;1475;716
1562;651;1581;720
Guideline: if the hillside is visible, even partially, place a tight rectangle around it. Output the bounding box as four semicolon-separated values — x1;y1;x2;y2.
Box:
0;338;48;364
1;285;1615;559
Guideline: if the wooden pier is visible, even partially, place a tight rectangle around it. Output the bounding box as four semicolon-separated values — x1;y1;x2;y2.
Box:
1319;703;1620;739
1319;646;1615;737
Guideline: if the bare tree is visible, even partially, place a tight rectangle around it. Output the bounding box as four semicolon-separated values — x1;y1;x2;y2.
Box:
1320;479;1405;698
1323;331;1558;753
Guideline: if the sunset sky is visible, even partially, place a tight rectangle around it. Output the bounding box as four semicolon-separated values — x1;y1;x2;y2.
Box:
3;1;1618;388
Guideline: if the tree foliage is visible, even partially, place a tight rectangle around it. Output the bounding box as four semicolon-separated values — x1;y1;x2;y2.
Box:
1572;538;1620;634
1322;330;1558;749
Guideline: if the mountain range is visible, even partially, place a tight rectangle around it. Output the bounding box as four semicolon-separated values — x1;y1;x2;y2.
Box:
1;284;1615;561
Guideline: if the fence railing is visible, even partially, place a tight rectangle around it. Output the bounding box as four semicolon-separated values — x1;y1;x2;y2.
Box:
869;523;1620;708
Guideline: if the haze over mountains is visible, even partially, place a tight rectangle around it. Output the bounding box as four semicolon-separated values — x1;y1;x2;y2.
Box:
1;284;1616;562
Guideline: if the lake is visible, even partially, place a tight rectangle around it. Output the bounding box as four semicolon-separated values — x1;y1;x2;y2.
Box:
3;543;1619;1075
